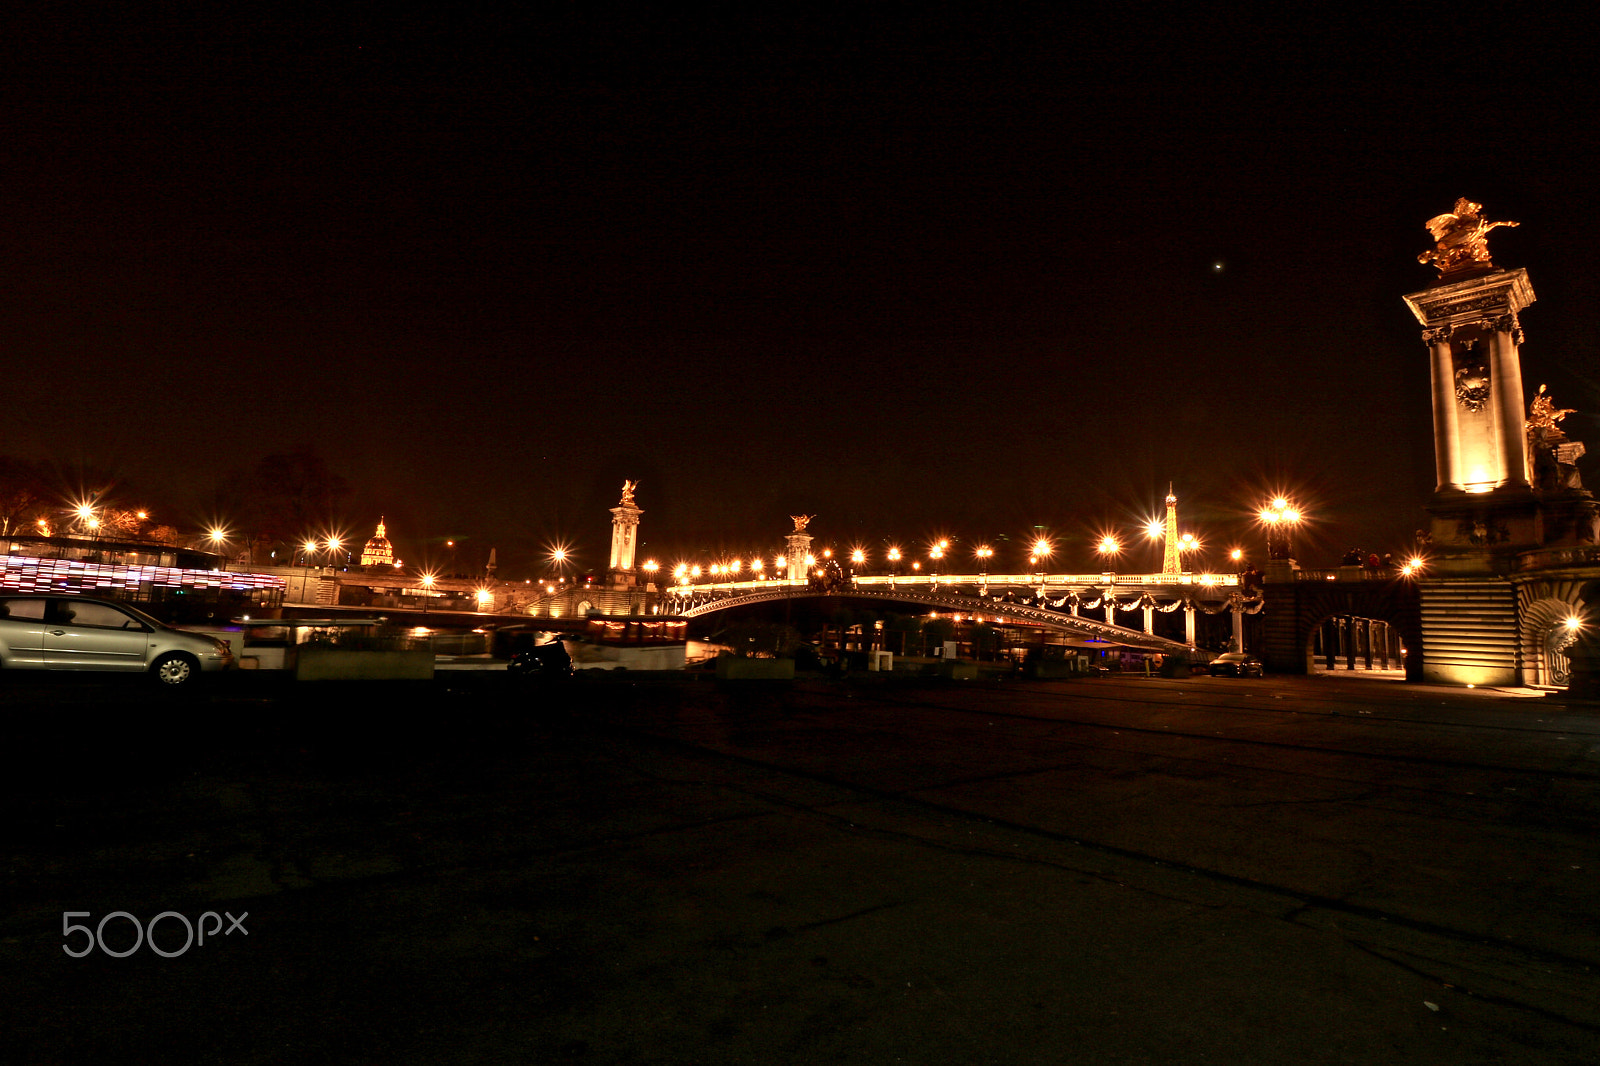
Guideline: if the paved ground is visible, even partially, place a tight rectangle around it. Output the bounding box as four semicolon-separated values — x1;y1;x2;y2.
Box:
3;669;1599;1064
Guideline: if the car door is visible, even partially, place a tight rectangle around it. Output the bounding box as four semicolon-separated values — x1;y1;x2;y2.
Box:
0;598;53;665
44;599;154;671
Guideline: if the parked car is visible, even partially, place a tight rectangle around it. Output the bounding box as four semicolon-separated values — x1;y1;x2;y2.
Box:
507;638;574;680
1207;652;1264;678
0;594;234;685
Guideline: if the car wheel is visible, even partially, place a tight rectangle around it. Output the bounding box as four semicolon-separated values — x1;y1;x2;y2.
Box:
152;653;198;686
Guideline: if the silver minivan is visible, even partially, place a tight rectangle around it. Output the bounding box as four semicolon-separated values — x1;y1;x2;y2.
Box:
0;595;234;685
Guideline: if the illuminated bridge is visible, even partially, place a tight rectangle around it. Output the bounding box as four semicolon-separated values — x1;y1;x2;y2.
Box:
664;571;1255;656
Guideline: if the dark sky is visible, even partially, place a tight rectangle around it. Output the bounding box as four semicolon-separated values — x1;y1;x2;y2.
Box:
4;8;1596;576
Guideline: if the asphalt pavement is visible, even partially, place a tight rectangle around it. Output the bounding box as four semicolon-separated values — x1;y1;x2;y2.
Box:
3;669;1598;1064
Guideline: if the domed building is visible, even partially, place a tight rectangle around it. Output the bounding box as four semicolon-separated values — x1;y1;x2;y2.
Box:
360;517;396;568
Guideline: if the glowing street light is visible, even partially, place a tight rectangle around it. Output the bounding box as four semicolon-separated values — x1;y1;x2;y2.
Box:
974;545;993;581
1097;534;1121;576
209;527;229;572
1258;497;1303;561
887;546;901;578
1176;532;1201;573
1033;537;1053;582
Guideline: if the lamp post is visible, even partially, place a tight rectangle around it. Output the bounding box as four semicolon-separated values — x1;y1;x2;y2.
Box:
975;545;993;585
209;527;229;572
1176;532;1200;574
929;542;945;585
1097;535;1121;578
887;546;901;580
421;572;435;615
1258;497;1302;563
1032;537;1052;585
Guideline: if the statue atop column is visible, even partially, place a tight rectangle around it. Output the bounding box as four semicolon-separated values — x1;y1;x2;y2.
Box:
1418;198;1519;278
620;479;638;507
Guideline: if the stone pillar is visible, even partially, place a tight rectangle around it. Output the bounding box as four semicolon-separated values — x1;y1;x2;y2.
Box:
1143;605;1155;635
1404;268;1535;497
1427;331;1461;492
785;533;812;586
608;502;643;585
1184;602;1196;645
1490;324;1529;488
1231;605;1245;652
1104;592;1115;628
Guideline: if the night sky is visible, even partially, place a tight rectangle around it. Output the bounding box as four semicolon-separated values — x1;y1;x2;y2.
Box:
5;8;1596;577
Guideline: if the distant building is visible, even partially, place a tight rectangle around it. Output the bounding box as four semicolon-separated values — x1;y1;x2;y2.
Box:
360;518;395;568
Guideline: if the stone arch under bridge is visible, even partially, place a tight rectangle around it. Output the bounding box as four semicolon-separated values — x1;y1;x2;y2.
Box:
671;587;1195;655
1260;575;1423;680
1515;576;1600;689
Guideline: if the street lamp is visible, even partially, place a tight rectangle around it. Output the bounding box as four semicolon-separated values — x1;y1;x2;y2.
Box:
1097;534;1121;575
421;572;435;615
1176;532;1200;573
1258;497;1303;562
975;545;993;583
209;527;229;572
929;542;944;584
1032;537;1052;583
887;546;901;579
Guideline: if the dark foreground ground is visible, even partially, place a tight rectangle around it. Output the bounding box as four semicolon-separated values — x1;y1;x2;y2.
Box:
3;669;1599;1064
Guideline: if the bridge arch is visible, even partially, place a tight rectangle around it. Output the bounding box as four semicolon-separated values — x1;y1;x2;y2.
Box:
670;587;1194;655
1515;578;1595;688
1263;575;1422;680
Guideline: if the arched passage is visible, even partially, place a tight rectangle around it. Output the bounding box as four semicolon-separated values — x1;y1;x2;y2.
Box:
1515;580;1592;689
1261;576;1423;681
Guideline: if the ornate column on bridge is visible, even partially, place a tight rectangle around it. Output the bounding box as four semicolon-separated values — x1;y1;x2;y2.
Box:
608;480;643;587
1403;199;1540;562
785;515;814;586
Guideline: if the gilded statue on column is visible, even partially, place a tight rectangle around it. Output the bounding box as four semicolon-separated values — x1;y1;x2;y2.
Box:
1418;198;1518;276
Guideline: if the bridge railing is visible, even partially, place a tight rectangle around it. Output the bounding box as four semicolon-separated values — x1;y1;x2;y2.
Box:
665;571;1240;595
1516;546;1600;571
1291;567;1404;582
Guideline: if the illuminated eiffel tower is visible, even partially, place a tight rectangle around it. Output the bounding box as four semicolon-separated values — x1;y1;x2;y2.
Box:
1161;485;1180;575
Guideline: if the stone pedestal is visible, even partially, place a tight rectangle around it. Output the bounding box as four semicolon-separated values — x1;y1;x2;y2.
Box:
785;533;812;585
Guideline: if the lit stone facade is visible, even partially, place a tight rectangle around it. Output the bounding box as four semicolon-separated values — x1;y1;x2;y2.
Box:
360;518;395;568
1399;206;1599;687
